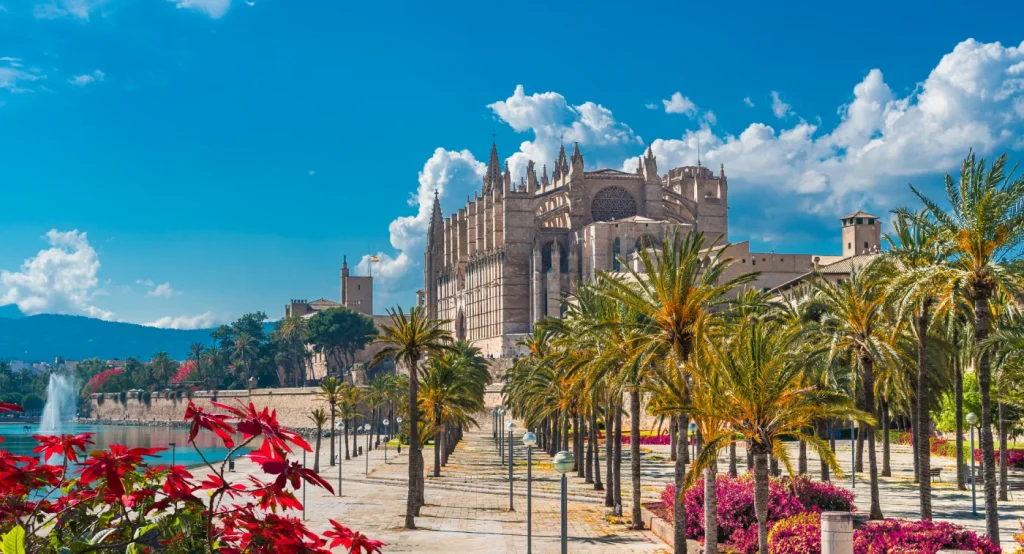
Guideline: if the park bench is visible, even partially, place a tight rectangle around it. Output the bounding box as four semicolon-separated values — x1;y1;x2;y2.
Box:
928;467;943;481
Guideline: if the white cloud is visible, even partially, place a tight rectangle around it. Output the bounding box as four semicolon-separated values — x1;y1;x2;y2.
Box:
169;0;231;18
645;103;657;110
743;97;755;107
144;312;218;330
149;282;176;297
33;0;107;19
0;230;114;320
662;92;698;116
622;38;1024;215
770;91;793;118
0;58;42;93
68;69;104;86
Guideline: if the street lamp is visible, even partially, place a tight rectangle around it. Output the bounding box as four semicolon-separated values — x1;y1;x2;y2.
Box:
498;408;506;464
967;412;979;515
850;419;856;489
396;417;403;455
522;431;537;554
383;419;390;464
553;451;574;554
336;421;345;497
364;423;372;475
506;420;516;511
492;408;498;440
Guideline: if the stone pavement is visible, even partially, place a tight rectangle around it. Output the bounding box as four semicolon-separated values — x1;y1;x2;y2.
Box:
224;426;671;553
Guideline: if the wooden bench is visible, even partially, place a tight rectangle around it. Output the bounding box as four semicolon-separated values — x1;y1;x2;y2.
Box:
929;467;943;482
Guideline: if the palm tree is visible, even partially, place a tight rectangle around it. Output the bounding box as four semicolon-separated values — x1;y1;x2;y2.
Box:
189;342;205;365
911;151;1024;544
678;314;868;554
811;267;892;520
596;231;756;552
877;208;947;519
308;408;328;473
319;376;344;465
150;351;177;386
370;306;453;529
231;332;258;387
421;341;490;476
338;383;363;459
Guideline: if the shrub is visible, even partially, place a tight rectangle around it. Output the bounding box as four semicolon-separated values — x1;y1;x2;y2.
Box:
889;431;912;446
769;512;820;554
22;393;44;413
141;390;152;406
118;391;128;405
85;367;123;394
853;519;999;554
790;476;856;512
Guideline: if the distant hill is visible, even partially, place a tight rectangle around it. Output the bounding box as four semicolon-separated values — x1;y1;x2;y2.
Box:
0;314;220;361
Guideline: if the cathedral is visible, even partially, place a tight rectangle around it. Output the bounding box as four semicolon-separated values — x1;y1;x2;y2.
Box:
421;142;882;358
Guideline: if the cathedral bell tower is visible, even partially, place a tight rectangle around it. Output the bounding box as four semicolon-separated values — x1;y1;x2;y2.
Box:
424;190;443;318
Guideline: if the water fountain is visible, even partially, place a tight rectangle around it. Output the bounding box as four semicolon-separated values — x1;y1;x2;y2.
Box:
39;371;77;434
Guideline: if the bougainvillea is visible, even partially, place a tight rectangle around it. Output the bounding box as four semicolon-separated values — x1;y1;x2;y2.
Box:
853;519;999;554
170;360;198;384
0;399;384;553
596;432;672;445
659;474;856;553
85;367;123;394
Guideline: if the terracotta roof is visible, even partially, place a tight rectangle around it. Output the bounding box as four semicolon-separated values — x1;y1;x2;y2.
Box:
771;253;879;292
840;210;880;220
308;298;341;307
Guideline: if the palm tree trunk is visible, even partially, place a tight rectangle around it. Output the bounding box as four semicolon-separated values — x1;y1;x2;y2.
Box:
681;414;690;464
728;442;738;478
433;405;442;477
405;354;420;529
881;399;892;477
703;459;718;554
818;421;830;481
630;389;643;530
862;356;883;520
313;432;322;473
999;400;1008;502
955;348;966;491
911;395;920;483
670;417;678;462
585;413;594;484
975;287;1000;545
916;307;932;518
591;409;603;491
753;447;770;554
855;397;865;474
329;408;336;466
344;422;350;460
673;414;688;554
576;412;585;477
352;421;359;457
613;403;623;511
798;437;807;475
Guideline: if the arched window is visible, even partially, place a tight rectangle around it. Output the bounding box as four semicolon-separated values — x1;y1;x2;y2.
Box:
612;238;621;271
591;186;638;222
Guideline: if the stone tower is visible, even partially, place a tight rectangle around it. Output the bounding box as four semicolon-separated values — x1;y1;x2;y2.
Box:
340;256;373;315
841;211;881;256
424;190;443;319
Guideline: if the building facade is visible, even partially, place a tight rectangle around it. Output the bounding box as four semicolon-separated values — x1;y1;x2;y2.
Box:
423;142;883;358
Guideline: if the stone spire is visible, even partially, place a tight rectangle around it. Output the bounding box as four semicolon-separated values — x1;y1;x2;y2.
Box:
570;142;584;175
643;144;657;175
541;164;549;186
429;189;443;233
485;141;502;193
502;160;511;194
526;160;537;193
553;143;569;181
720;163;726;179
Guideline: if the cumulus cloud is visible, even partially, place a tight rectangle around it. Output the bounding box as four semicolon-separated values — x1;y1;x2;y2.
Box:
144;312;218;330
150;282;176;297
743;97;755;107
169;0;231;18
68;69;104;86
622;39;1024;215
0;230;114;320
33;0;107;19
770;91;793;118
662;92;698;116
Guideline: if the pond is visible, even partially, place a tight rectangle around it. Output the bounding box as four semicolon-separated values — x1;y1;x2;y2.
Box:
0;422;242;468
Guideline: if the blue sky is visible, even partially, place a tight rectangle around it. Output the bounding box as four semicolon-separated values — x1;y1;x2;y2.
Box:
2;0;1024;328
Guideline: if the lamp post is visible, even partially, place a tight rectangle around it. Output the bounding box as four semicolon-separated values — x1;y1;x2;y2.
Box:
850;419;856;489
967;412;978;516
396;417;403;455
522;431;537;554
168;442;176;467
383;419;390;464
336;421;344;497
492;409;498;440
553;451;574;554
364;423;372;475
689;421;697;461
506;420;516;511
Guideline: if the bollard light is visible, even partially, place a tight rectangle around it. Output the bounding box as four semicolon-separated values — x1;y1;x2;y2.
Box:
506;420;516;511
397;417;403;455
383;419;390;464
522;432;537;554
553;451;573;554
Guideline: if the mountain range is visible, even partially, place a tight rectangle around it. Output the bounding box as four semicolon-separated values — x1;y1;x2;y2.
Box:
0;305;219;361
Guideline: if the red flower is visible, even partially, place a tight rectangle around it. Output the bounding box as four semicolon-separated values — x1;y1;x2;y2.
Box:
184;401;236;448
246;475;303;512
0;402;24;414
77;444;165;499
198;473;246;497
324;520;386;554
0;457;62;496
212;400;311;453
32;433;94;463
162;465;198;501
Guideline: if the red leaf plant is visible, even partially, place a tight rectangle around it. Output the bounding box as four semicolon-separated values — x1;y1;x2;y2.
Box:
0;399;381;553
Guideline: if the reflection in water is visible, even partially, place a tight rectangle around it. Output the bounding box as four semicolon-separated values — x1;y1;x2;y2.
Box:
0;423;245;468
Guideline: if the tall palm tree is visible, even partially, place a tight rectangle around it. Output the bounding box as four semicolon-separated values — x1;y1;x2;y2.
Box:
231;332;258;387
150;351;177;386
678;315;868;554
877;208;947;519
421;341;489;476
811;267;893;520
319;376;344;465
911;151;1024;544
308;408;328;473
596;231;756;552
189;342;205;365
370;306;453;529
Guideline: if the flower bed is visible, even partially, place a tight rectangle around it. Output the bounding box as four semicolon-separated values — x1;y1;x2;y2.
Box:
765;513;998;554
596;432;672;445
